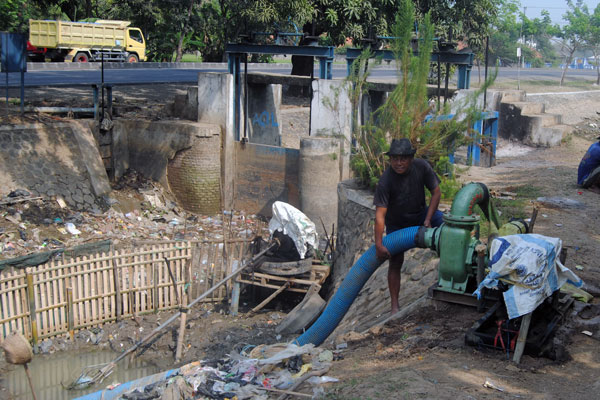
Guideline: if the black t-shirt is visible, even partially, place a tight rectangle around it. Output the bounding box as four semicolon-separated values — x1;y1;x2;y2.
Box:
373;158;440;228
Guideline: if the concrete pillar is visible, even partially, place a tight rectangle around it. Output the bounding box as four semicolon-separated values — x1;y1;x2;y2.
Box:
310;79;352;180
299;137;341;237
245;83;282;146
197;72;235;210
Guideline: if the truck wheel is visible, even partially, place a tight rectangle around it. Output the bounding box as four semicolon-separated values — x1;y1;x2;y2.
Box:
74;52;89;62
127;54;139;63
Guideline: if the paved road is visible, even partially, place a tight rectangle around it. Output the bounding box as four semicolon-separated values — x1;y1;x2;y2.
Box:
3;63;598;87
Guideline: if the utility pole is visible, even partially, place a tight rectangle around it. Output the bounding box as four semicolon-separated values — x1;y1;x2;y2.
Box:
517;6;526;90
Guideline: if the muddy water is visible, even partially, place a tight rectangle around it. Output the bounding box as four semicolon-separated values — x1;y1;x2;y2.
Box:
3;348;162;399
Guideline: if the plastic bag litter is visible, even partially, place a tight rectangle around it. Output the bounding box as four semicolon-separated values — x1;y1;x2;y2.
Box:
475;234;583;319
268;201;318;259
256;343;315;365
307;375;340;385
268;369;294;389
65;222;81;235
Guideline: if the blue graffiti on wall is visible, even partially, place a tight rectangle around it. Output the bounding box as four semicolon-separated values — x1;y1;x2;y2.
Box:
252;111;278;128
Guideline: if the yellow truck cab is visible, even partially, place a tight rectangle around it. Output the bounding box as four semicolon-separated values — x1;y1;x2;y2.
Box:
28;19;147;62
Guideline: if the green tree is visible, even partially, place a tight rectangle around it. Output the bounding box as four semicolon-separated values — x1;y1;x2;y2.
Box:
588;4;600;85
557;0;591;86
351;0;495;191
488;0;520;66
0;0;44;32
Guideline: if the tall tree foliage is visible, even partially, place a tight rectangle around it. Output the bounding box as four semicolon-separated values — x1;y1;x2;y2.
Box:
557;0;591;86
587;4;600;85
350;0;496;190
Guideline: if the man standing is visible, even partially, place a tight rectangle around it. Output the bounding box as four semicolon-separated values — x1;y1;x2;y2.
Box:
373;138;443;314
578;136;600;194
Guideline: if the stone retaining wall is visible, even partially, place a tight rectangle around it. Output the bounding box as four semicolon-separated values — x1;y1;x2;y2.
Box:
329;179;439;341
0;122;110;211
112;120;222;214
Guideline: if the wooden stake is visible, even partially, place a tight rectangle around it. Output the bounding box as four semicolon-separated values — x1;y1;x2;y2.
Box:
251;281;290;313
66;287;74;340
513;312;532;364
111;249;122;321
26;273;38;349
175;295;187;362
23;364;38;400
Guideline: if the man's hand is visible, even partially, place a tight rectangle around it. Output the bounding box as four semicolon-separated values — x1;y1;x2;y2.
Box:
423;218;432;228
376;244;391;260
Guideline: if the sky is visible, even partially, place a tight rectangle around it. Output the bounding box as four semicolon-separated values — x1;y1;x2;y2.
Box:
519;0;598;25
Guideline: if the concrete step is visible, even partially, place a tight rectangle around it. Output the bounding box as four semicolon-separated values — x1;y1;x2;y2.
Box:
522;112;562;127
500;90;526;102
526;124;573;147
508;101;545;115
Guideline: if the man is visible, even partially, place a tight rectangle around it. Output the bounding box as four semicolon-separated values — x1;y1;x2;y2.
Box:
578;136;600;194
373;138;443;314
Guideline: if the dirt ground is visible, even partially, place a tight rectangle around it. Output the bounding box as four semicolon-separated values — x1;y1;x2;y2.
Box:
1;81;600;399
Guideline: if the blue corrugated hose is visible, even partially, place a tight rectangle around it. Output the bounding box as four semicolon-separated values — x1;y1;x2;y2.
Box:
294;226;420;346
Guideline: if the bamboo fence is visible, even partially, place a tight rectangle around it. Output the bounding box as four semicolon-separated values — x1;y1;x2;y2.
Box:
0;239;249;343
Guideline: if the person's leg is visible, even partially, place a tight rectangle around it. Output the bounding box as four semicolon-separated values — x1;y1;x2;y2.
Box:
582;166;600;191
388;252;404;314
430;210;444;227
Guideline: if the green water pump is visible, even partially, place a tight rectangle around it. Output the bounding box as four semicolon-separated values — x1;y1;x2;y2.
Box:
417;183;528;300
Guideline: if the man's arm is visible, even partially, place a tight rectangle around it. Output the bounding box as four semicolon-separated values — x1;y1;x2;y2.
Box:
423;185;441;228
375;206;391;260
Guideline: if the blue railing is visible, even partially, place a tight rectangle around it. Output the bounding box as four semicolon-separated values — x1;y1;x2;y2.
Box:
424;111;499;167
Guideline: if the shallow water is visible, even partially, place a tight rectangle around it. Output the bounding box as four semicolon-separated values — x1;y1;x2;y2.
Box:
3;348;163;400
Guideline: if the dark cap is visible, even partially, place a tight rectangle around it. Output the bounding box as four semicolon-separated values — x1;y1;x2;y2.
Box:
385;138;416;156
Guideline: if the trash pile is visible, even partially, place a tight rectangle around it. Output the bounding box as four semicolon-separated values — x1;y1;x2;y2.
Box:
0;171;270;260
83;343;340;400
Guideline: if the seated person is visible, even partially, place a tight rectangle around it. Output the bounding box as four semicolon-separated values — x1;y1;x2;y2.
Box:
578;136;600;194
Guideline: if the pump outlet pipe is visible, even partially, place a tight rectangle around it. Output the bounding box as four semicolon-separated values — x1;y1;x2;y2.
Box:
294;225;426;346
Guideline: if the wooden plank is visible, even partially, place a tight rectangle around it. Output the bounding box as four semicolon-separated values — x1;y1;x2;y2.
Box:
139;249;146;313
133;253;139;317
50;262;60;334
20;272;29;336
57;260;66;333
251;282;290;313
119;257;128;316
76;256;84;327
102;252;110;322
0;272;11;337
37;267;47;337
513;313;532;364
83;255;92;326
112;249;121;320
66;287;74;340
7;270;18;333
209;243;218;301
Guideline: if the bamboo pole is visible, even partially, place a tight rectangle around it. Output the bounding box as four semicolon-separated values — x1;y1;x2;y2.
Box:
66;287;74;340
111;250;122;321
25;273;38;349
174;294;187;362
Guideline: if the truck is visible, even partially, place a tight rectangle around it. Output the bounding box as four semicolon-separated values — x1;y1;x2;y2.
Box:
28;19;147;63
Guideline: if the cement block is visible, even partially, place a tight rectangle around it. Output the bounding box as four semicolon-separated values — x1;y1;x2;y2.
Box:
245;82;282;146
525;124;571;147
510;101;545;115
299;137;341;237
233;142;300;216
310;80;352;180
70;121;112;198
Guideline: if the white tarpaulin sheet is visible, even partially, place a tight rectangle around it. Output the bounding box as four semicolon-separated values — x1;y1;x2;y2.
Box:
268;201;318;259
474;234;583;319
